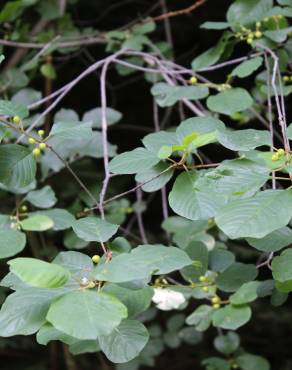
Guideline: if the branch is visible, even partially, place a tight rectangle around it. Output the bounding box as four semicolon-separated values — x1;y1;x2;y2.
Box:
152;0;207;22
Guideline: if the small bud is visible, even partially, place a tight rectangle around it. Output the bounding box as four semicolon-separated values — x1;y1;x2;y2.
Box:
199;275;207;282
264;17;269;22
38;129;45;137
39;143;47;150
256;21;261;28
10;222;16;229
12;115;21;124
32;148;41;157
80;277;89;286
211;296;220;304
20;205;28;212
212;303;220;309
87;281;96;289
92;255;101;264
231;364;239;369
189;76;198;85
28;137;36;144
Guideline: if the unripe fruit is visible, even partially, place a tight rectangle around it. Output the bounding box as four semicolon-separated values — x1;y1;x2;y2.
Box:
271;153;279;161
38;129;45;137
20;205;28;212
39;143;47;150
87;281;96;289
189;76;198;85
199;275;207;282
92;255;101;264
255;31;262;38
213;303;220;309
231;364;239;369
211;296;220;304
32;148;41;157
28;137;36;144
256;21;261;28
12;115;21;124
202;286;209;293
283;75;290;82
247;38;253;44
277;148;285;156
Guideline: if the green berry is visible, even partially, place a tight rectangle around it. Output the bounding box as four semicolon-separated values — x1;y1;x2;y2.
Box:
199;275;207;282
277;148;285;156
92;255;101;263
247;38;253;44
271;153;279;161
32;148;41;157
28;137;36;144
202;286;209;293
211;296;220;304
38;129;45;137
39;143;47;150
12;115;21;124
189;76;198;85
20;205;28;212
87;281;96;289
283;76;290;82
255;31;262;38
212;303;220;309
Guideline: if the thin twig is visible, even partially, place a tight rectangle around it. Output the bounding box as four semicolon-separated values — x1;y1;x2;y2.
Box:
152;0;207;21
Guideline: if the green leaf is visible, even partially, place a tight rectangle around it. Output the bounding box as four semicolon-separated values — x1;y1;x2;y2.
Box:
207;88;253;115
37;323;77;345
157;145;173;159
53;251;93;275
48;121;92;141
72;217;119;242
135;162;174;192
200;22;230;30
103;284;153;318
189;131;218;150
0;287;66;336
0;99;28;118
99;319;149;363
191;32;232;71
20;214;54;231
230;281;260;304
109;148;160;174
176;117;225;143
26;185;57;209
35;209;75;231
40;63;57;79
0;230;26;259
180;241;208;282
0;144;36;188
186;305;213;332
194;159;269;200
236;354;270;370
151;83;209;107
264;27;292;43
218;129;271;151
216;263;258;292
212;304;252;330
46;290;127;339
82;107;122;128
169;171;226;221
8;257;70;288
227;0;273;28
69;340;100;355
215;190;292;239
202;357;231;370
246;227;292;252
142;131;179;155
230;57;263;78
94;244;192;282
214;332;240;355
272;249;292;282
209;249;235;272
